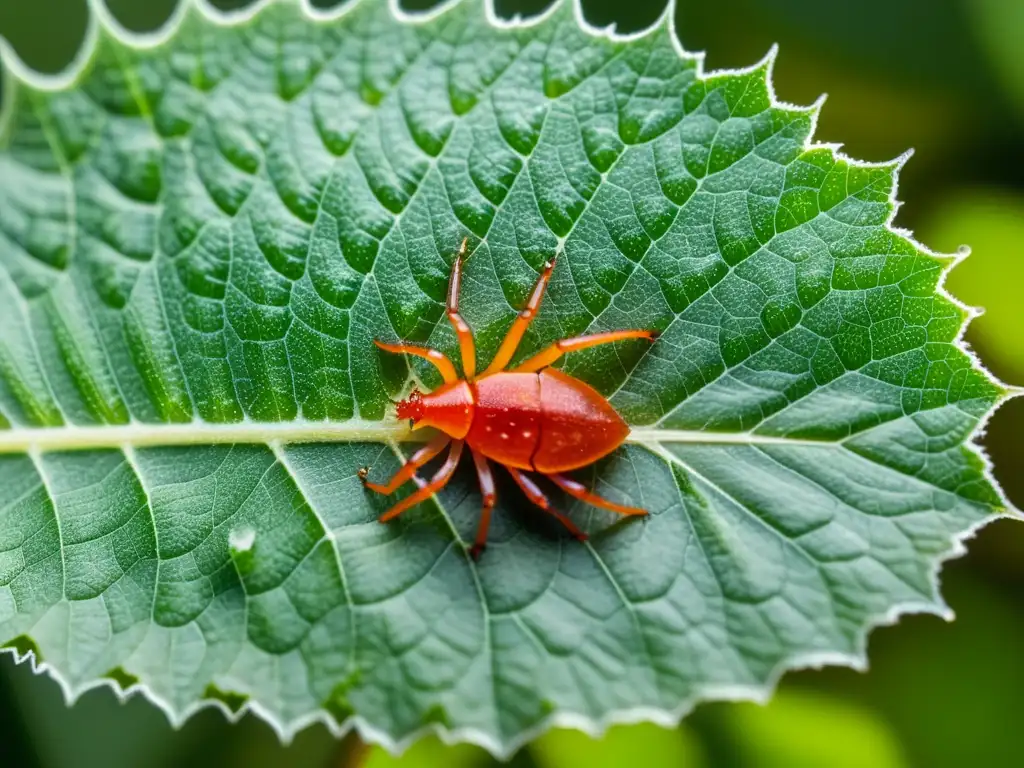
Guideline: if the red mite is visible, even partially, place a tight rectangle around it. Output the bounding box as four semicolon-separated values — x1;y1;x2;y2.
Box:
360;239;657;559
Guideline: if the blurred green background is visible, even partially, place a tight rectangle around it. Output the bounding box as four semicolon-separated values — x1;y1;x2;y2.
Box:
1;0;1022;766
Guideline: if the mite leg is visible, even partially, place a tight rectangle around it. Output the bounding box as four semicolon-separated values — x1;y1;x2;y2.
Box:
373;340;458;384
379;441;465;523
360;433;451;495
506;467;587;542
511;329;656;373
547;473;648;516
447;237;478;379
469;447;497;560
482;258;557;375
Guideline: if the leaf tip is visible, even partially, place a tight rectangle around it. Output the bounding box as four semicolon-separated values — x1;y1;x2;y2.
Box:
809;90;829;118
892;146;916;171
2;634;42;663
1003;384;1024;402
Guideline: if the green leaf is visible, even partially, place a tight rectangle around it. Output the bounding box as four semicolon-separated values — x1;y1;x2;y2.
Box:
0;0;1013;757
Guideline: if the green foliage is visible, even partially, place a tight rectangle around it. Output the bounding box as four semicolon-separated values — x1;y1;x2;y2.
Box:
719;692;906;768
532;722;704;768
969;0;1024;120
0;0;1010;756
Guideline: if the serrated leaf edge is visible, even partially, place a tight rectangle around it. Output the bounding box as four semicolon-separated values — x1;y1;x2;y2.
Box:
0;0;1019;758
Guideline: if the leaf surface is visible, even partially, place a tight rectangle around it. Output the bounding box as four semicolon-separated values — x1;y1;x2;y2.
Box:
0;0;1010;755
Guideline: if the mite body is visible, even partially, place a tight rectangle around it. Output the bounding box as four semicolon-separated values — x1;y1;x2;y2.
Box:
361;239;657;559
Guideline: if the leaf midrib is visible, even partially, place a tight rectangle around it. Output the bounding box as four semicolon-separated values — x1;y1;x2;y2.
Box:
0;421;836;453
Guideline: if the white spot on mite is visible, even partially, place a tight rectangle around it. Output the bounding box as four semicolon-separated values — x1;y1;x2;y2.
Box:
500;433;509;439
229;526;256;553
522;431;532;438
485;426;492;433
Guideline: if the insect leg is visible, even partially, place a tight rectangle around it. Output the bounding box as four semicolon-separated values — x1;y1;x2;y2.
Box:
511;329;656;373
373;340;458;384
447;237;478;379
378;441;465;523
467;448;497;560
547;472;648;516
507;467;588;542
360;433;451;495
482;258;556;375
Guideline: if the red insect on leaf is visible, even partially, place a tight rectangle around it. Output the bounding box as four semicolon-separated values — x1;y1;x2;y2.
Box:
361;239;657;559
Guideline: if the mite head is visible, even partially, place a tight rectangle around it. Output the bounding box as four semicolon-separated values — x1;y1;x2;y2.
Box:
393;382;474;438
395;389;424;425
